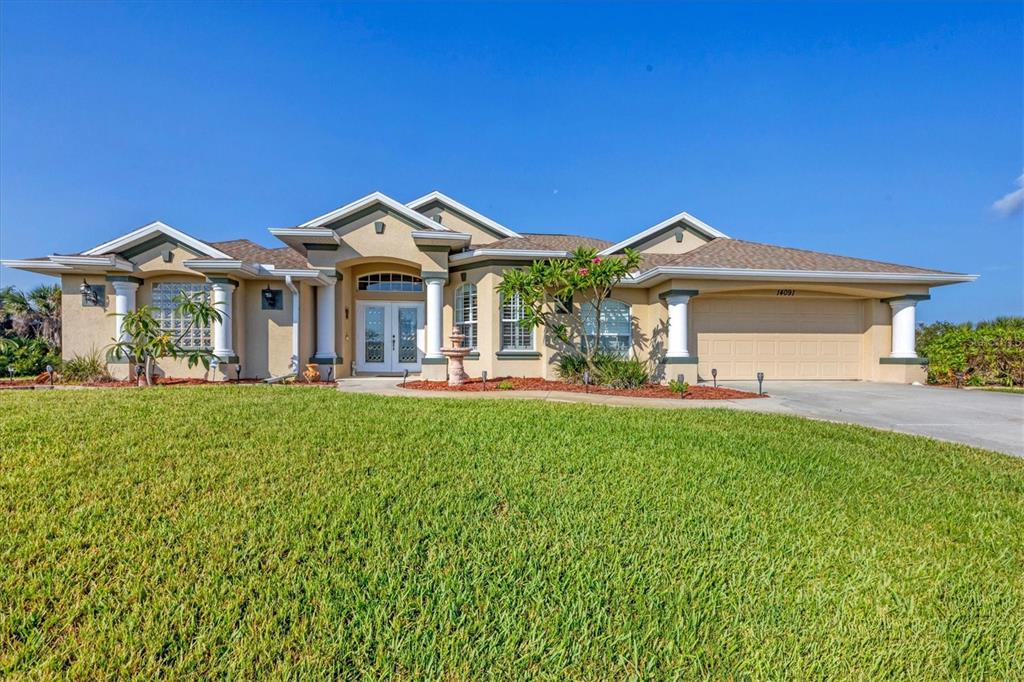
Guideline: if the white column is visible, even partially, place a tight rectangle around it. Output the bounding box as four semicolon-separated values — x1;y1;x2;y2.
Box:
889;298;918;358
211;281;235;357
425;275;445;359
665;293;692;358
314;278;336;360
112;281;138;345
285;276;299;374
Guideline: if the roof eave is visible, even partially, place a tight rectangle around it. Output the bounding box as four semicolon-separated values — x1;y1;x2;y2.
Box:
621;266;978;287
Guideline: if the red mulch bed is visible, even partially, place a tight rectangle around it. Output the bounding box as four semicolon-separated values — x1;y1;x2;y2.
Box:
84;377;335;388
401;376;764;400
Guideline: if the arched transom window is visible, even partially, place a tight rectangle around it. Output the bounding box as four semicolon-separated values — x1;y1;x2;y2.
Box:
582;300;632;357
357;273;423;292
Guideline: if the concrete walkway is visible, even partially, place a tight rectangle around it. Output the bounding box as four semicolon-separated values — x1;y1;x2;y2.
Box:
337;377;1024;457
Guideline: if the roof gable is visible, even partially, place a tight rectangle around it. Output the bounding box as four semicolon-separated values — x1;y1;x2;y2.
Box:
300;191;449;233
599;211;730;256
406;191;521;239
83;220;230;259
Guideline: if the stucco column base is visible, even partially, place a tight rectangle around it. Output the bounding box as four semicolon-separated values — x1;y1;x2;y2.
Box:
878;359;928;384
420;361;448;382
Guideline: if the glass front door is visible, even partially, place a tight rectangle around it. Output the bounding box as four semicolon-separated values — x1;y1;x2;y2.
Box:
356;301;424;373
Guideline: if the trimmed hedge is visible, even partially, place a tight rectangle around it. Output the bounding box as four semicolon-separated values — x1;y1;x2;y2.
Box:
918;317;1024;386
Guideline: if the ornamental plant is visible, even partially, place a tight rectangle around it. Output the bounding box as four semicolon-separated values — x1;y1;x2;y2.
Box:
107;291;223;386
498;247;642;375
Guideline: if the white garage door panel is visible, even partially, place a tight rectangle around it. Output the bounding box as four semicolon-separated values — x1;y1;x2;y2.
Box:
694;298;863;380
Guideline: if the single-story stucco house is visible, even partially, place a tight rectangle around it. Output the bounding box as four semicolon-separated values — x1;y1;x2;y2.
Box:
2;191;976;383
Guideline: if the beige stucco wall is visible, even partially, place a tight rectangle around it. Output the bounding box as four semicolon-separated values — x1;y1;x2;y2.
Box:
131;244;205;275
59;275;116;362
632;227;711;254
243;279;293;379
416;205;507;245
308;209;449;273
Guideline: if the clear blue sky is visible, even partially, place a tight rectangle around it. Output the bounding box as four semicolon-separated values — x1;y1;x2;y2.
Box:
1;1;1021;322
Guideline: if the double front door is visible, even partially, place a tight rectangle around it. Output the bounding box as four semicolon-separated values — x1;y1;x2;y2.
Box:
355;301;425;373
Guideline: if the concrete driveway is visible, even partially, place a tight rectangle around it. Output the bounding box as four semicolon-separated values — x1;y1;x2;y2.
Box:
724;380;1024;457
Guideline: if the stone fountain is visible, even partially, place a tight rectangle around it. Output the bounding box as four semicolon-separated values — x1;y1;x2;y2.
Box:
441;328;472;386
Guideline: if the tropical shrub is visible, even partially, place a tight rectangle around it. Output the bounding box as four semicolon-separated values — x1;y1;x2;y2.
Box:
0;336;60;376
555;353;589;383
61;350;110;383
557;352;649;388
497;380;515;390
594;355;649;388
668;379;689;394
918;317;1024;386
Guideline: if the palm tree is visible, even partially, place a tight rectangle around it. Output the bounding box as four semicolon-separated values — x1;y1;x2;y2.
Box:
27;285;62;347
0;284;62;348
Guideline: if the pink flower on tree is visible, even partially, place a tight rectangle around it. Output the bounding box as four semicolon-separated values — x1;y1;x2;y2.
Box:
578;267;590;276
592;257;602;264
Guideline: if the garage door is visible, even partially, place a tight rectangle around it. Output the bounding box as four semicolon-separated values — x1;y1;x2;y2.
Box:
693;297;863;380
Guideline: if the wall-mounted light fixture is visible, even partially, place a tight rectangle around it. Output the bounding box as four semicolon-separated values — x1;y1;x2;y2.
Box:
374;221;385;234
79;279;101;306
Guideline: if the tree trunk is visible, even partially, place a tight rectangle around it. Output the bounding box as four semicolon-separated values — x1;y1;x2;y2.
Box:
144;356;154;387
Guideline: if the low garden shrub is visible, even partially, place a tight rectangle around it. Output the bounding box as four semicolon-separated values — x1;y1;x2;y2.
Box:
918;316;1024;386
668;378;689;394
60;350;110;383
0;336;60;376
556;352;650;388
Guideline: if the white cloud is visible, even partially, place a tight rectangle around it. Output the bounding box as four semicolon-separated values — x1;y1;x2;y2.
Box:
992;173;1024;217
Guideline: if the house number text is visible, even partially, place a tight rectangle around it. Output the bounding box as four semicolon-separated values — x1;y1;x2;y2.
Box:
776;289;796;296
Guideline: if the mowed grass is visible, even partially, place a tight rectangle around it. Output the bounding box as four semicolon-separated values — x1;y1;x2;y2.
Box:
1;387;1022;679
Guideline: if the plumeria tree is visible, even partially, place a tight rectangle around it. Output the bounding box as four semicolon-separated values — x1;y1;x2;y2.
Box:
108;291;223;386
498;247;642;374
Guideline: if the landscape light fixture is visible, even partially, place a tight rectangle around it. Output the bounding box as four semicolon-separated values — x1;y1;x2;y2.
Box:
235;364;242;382
326;366;333;381
402;368;409;387
7;365;14;382
583;369;590;393
954;371;965;389
135;364;144;386
46;364;54;386
757;372;765;395
711;368;718;388
677;373;685;400
481;370;488;389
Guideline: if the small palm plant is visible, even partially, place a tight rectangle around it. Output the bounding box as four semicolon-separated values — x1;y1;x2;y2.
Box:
108;291;223;386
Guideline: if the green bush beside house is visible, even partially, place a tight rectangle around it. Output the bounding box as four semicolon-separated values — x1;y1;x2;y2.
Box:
917;316;1024;386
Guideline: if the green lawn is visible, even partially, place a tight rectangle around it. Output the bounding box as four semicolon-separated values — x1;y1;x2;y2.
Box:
977;385;1024;395
2;387;1022;678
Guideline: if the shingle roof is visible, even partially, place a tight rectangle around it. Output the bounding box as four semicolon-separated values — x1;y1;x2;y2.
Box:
478;233;613;251
637;239;956;275
209;239;308;269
